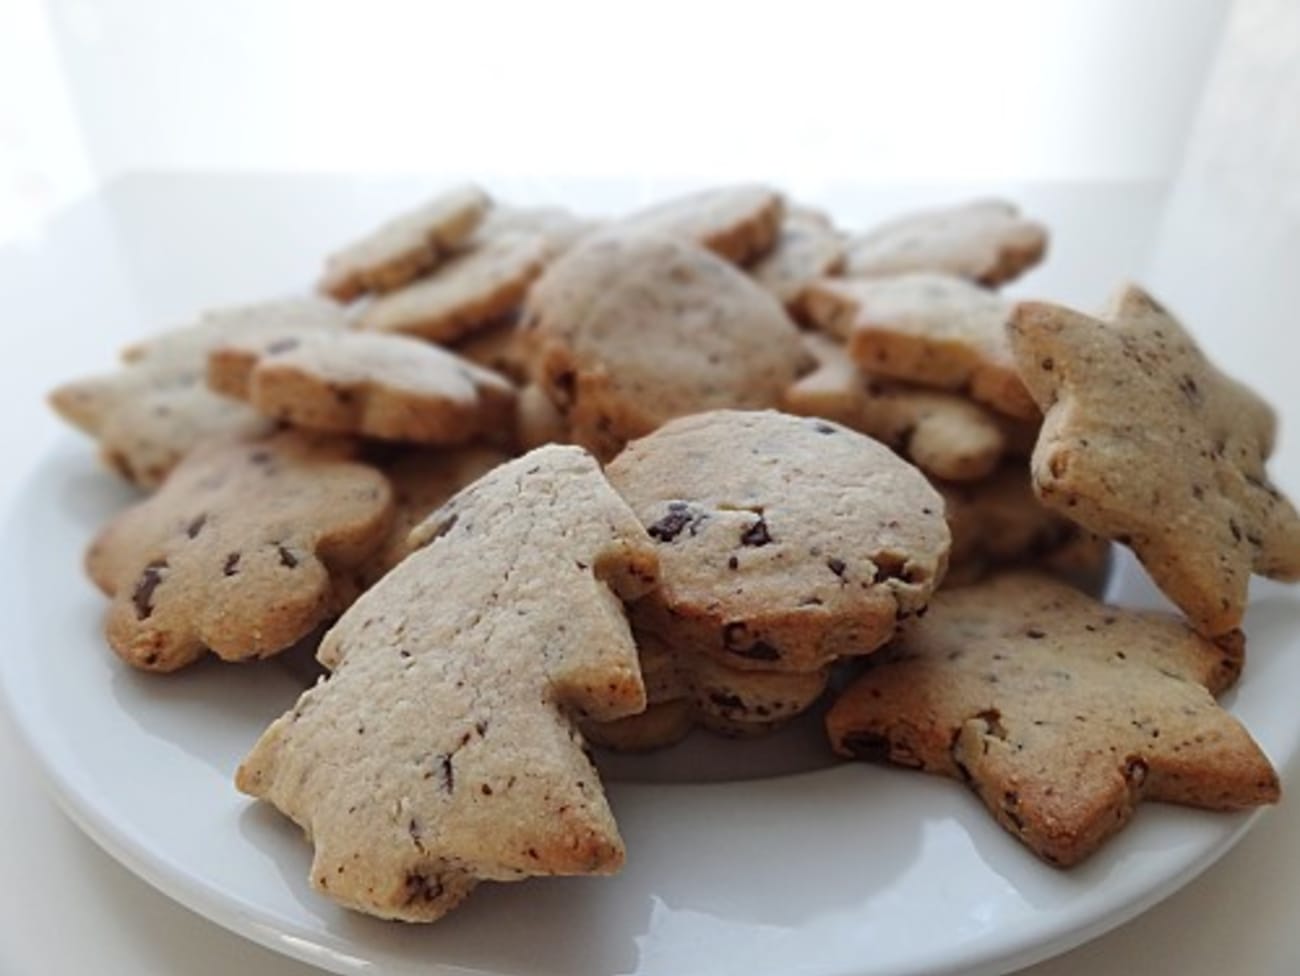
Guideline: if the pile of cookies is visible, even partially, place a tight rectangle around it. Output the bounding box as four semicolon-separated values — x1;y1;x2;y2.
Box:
49;183;1300;922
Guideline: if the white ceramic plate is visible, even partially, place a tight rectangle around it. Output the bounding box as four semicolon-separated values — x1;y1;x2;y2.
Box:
3;437;1300;976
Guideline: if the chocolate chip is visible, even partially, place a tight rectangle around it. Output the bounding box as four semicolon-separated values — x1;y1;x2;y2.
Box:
727;555;739;570
1040;357;1054;371
708;691;745;711
740;517;771;547
223;552;241;576
425;513;459;543
403;871;444;905
1124;757;1149;787
827;557;846;578
266;337;300;355
811;421;837;435
185;514;207;539
437;754;454;792
648;502;704;543
132;559;167;620
1025;628;1046;639
840;732;893;762
278;545;299;568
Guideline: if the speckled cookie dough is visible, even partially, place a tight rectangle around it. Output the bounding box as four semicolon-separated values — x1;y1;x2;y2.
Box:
749;206;845;309
236;446;658;922
608;409;950;672
85;430;393;671
50;297;346;488
318;184;491;301
618;184;785;266
803;272;1037;419
1009;283;1300;637
356;446;509;588
783;333;1010;482
827;571;1278;867
937;465;1110;587
358;232;550;343
524;232;808;459
843;198;1047;286
209;330;516;445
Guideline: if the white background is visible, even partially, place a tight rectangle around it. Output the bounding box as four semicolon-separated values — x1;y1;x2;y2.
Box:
3;2;1300;975
2;0;1229;241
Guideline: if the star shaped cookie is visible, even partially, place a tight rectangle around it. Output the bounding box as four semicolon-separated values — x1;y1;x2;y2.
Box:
1008;284;1300;637
826;572;1280;867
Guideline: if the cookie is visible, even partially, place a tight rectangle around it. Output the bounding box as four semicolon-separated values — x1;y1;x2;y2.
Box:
50;297;347;488
357;231;550;343
1009;284;1300;637
748;206;846;309
236;445;659;922
635;628;829;721
357;447;509;587
826;572;1278;867
843;198;1047;286
85;431;393;672
801;273;1036;420
467;204;596;257
608;410;950;672
515;382;569;451
783;333;1009;482
618;185;784;265
318;184;491;301
524;232;808;460
209;330;516;445
938;465;1110;586
582;699;694;752
449;315;533;384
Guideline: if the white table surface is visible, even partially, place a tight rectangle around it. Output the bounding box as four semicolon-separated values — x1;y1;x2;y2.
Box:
1;172;1299;976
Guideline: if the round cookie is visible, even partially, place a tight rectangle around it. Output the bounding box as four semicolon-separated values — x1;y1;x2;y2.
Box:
523;233;809;459
607;409;951;672
617;184;784;266
582;699;694;752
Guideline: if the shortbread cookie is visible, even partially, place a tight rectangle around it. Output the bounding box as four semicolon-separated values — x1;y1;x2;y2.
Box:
449;315;533;384
582;699;694;752
357;447;508;587
749;206;845;309
209;330;516;445
803;273;1036;419
618;185;784;265
358;232;550;343
938;466;1110;585
85;431;393;672
827;572;1278;867
237;446;659;922
515;382;569;450
318;184;491;301
608;410;949;671
524;233;808;459
783;333;1007;482
467;204;596;257
635;629;829;721
1009;284;1300;637
843;198;1047;286
50;297;346;488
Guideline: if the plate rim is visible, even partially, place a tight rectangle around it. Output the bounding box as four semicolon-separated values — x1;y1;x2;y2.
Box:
0;438;1282;976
